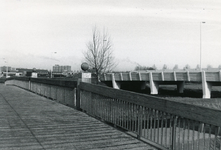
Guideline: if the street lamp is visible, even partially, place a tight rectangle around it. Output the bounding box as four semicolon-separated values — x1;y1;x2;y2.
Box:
200;22;206;70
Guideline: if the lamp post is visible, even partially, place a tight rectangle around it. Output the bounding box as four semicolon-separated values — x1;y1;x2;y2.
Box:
200;22;206;70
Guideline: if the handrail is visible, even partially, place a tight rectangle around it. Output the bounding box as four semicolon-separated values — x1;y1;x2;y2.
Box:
5;78;221;150
79;82;221;127
79;82;221;150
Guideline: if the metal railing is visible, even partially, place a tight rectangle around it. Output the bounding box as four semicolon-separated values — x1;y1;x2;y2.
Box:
5;79;77;108
79;82;221;150
5;78;221;150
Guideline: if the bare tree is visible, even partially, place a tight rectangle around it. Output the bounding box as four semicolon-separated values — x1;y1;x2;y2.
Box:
84;27;115;80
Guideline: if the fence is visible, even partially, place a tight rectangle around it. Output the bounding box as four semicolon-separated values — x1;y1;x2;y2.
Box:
78;82;221;150
5;78;221;150
5;78;77;108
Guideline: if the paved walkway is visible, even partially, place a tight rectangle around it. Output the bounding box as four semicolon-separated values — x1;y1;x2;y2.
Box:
0;84;156;150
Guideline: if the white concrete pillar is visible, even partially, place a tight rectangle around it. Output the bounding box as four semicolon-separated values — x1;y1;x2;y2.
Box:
177;82;184;93
81;73;91;83
149;72;159;94
201;71;212;99
112;73;121;89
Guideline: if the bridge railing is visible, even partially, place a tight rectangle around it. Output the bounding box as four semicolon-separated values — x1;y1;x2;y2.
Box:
5;78;77;108
5;78;221;150
78;82;221;150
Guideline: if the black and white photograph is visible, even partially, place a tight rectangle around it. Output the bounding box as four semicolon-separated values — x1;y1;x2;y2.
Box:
1;0;221;149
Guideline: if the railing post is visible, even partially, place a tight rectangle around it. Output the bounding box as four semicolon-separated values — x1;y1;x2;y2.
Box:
76;79;81;110
137;106;142;140
76;73;92;111
171;116;178;150
28;78;31;91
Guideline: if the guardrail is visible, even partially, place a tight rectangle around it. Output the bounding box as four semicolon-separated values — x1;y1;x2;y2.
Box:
5;78;221;150
78;82;221;150
5;78;77;108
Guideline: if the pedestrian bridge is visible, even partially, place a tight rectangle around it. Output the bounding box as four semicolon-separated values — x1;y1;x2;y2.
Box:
4;78;221;150
0;83;155;150
100;71;221;98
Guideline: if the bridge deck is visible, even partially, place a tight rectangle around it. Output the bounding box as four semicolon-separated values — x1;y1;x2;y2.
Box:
0;84;155;150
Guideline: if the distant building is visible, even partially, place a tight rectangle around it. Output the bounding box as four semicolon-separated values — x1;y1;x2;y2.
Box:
52;65;71;73
16;68;49;77
0;66;12;72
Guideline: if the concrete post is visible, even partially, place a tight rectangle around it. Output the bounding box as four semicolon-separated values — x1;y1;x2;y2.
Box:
149;72;159;94
177;82;184;93
201;71;212;99
81;73;91;83
76;72;92;110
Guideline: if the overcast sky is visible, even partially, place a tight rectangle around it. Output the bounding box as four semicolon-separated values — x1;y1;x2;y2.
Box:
1;0;221;71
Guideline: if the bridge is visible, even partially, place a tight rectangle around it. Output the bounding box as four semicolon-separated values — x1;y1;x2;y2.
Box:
100;71;221;98
3;77;221;150
0;83;155;150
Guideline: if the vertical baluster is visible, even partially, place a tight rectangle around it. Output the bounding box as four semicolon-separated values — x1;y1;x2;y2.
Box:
165;113;168;148
131;103;134;132
103;97;106;121
214;126;220;150
208;125;212;150
150;108;153;141
126;101;128;130
125;101;128;130
177;117;181;149
97;96;102;118
106;98;108;121
137;105;142;139
120;100;123;128
102;97;105;120
110;99;113;123
187;119;190;150
117;100;120;126
182;118;186;150
197;122;201;150
128;102;131;131
157;110;160;144
123;100;126;128
115;99;118;126
146;108;150;140
153;109;157;142
95;96;98;117
192;121;195;150
127;102;130;130
160;111;164;145
217;126;221;150
143;107;147;139
172;116;178;150
118;99;121;127
134;104;137;134
169;115;173;149
122;101;125;129
121;100;124;128
202;123;206;150
113;99;116;127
